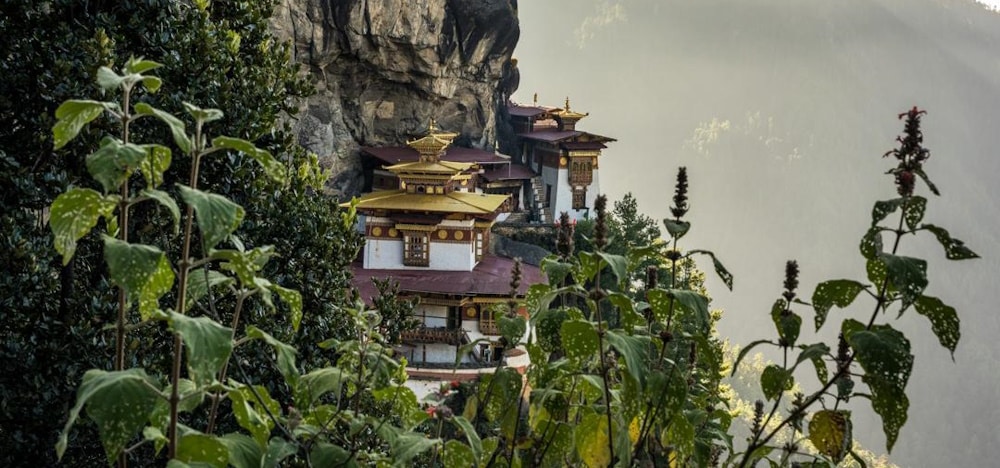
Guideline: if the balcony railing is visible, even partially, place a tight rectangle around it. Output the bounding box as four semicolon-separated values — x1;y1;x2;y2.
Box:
400;327;466;345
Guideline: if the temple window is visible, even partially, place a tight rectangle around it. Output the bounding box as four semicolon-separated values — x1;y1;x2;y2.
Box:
572;187;587;210
475;230;485;261
479;306;499;335
403;232;430;266
569;158;593;184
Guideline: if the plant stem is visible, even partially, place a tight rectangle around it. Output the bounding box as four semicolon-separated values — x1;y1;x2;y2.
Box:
167;124;203;458
593;267;616;465
205;290;248;434
115;83;134;468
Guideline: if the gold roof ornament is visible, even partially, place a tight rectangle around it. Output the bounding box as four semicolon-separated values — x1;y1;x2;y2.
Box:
553;95;589;120
533;92;538;107
407;119;459;162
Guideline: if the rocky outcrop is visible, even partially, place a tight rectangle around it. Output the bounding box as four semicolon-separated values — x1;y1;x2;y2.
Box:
271;0;520;196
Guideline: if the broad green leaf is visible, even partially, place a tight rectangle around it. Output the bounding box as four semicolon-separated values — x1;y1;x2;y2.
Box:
373;386;426;430
540;257;572;286
176;433;228;468
143;426;168;455
664;218;690;240
388;429;439;467
309;443;356;467
871;198;903;226
219;433;262;468
212;136;286;182
760;364;792;401
646;288;672;322
731;339;775;376
443;440;476;467
575;412;612;468
183;102;225;124
50;188;116;264
139;189;180;234
770;298;801;347
186;269;235;309
687;249;734;290
859;226;883;260
96;66;125;90
228;384;280;448
596;251;628;286
795;343;831;383
451;416;483;460
168;311;233;386
608;291;644;331
669;289;711;333
86;137;147;192
53;100;109;149
139;144;172;188
576;251;601;283
246;326;299;386
560;319;600;361
174;378;204;413
665;409;696;460
809;410;852;464
903;196;926;230
913;167;940;196
212;246;276;285
920;224;980;260
263;438;297;468
140;75;163;93
811;279;865;331
296;367;347;407
842;319;913;452
178;185;245;250
56;369;160;461
913;295;960;357
878;253;927;310
499;313;527;347
124;57;163;74
866;257;886;287
103;236;175;320
265;283;302;332
134;103;192;153
606;329;652;387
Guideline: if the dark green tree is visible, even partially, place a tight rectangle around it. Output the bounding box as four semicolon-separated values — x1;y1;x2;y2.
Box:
0;1;361;463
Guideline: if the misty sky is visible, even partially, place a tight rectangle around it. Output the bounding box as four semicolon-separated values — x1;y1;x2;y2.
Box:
514;1;1000;466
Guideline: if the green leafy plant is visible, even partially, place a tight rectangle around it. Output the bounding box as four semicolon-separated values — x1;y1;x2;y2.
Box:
50;60;438;467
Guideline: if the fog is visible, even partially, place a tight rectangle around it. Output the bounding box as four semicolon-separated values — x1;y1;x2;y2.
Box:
514;0;1000;465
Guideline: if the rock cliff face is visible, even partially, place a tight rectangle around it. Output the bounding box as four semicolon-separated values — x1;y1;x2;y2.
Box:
271;0;520;196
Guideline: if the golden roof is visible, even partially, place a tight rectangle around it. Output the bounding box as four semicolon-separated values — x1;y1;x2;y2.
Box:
551;96;588;120
386;160;473;175
347;190;508;215
407;119;459;162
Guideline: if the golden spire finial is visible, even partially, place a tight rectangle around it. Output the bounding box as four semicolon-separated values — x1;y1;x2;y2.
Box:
428;118;438;133
533;92;538;106
565;96;571;111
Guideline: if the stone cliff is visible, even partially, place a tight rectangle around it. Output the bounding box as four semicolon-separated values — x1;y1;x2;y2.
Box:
271;0;520;196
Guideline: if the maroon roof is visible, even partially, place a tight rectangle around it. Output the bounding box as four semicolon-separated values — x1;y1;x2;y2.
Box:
362;146;510;165
561;141;607;151
517;130;616;144
517;130;581;142
481;163;536;182
351;255;545;306
507;105;548;118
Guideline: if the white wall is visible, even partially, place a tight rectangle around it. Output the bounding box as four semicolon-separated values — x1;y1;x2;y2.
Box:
429;241;475;270
545;166;599;222
363;238;403;269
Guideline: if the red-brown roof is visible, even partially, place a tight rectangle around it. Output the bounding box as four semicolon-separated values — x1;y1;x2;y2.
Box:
508;105;548;118
481;163;536;182
362;146;510;165
517;130;616;144
351;255;545;306
561;141;608;151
